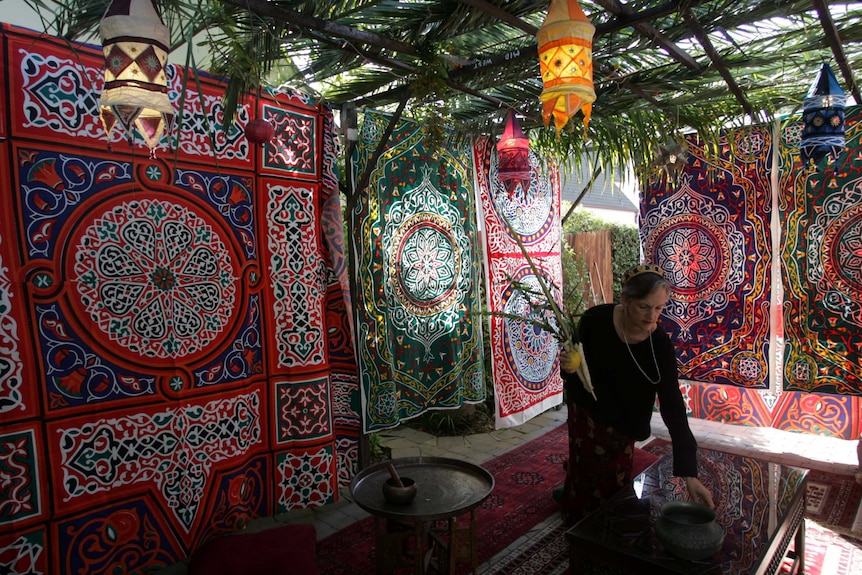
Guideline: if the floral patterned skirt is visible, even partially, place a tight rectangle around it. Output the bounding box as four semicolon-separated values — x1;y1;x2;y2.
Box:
561;402;635;526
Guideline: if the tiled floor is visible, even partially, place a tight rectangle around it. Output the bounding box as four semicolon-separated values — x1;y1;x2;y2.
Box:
157;407;861;574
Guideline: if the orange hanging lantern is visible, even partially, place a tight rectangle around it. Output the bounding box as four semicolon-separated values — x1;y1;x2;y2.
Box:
99;0;174;157
496;110;531;198
537;0;596;135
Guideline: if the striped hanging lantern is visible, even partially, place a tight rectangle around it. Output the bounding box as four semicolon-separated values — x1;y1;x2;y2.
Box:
800;63;846;167
99;0;174;156
496;110;531;198
537;0;596;135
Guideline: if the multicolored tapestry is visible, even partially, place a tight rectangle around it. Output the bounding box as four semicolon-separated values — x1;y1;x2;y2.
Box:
779;105;862;396
473;136;564;429
0;24;359;574
641;119;862;439
688;382;861;439
640;126;774;388
350;110;485;432
320;112;361;485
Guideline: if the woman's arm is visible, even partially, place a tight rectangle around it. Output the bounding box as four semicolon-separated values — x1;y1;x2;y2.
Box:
656;344;698;477
654;331;709;507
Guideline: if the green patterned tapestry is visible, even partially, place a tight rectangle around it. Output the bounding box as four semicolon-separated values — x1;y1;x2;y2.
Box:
780;105;862;395
350;110;485;432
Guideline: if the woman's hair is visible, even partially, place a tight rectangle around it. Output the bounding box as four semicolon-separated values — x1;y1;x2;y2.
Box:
620;266;671;300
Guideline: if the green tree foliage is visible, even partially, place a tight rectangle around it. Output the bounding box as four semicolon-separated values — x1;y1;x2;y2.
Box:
610;224;641;300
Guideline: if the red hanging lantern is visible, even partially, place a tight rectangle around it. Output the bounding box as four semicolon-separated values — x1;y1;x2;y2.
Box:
496;110;531;198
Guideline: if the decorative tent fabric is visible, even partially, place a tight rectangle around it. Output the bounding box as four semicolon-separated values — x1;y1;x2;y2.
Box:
473;136;564;429
641;126;774;389
320;112;362;485
640;116;861;439
350;110;485;433
780;105;862;396
0;24;359;574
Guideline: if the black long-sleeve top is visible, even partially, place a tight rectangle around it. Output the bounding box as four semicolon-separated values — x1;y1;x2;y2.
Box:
564;304;699;478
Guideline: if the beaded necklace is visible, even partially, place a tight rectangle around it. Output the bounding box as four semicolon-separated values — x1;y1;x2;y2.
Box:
621;322;661;385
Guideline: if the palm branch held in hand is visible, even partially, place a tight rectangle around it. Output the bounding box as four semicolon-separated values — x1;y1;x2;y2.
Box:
495;214;596;400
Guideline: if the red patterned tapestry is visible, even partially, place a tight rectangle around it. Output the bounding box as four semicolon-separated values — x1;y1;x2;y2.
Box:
640;118;862;439
690;382;861;439
641;126;774;389
473;137;564;429
350;110;485;432
0;24;359;574
779;105;862;397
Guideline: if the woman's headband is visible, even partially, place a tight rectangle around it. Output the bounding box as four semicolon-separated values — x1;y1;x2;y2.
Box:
622;263;663;286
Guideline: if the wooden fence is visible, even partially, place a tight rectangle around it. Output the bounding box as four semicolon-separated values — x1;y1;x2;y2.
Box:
564;230;613;307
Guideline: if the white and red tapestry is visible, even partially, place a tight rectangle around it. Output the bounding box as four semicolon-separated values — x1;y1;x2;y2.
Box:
0;24;359;574
473;137;564;429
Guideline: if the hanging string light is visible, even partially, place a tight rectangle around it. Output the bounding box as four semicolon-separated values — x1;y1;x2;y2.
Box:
496;110;531;198
99;0;174;157
537;0;596;136
800;62;846;167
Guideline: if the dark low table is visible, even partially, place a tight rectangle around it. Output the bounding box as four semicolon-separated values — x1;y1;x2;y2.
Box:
350;456;494;575
566;447;808;575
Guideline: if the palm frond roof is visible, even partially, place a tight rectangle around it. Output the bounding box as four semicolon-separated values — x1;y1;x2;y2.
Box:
26;0;862;169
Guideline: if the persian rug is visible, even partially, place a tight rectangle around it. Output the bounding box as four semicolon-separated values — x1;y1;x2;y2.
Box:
349;110;485;433
779;105;862;396
780;521;862;575
0;24;360;574
317;422;569;574
317;423;661;574
640;127;774;390
480;512;569;575
483;514;862;575
472;136;564;429
641;438;862;535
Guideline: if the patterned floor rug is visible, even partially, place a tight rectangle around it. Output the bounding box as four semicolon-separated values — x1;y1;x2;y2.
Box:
641;438;862;536
316;424;661;574
317;423;569;574
780;521;862;575
480;513;862;575
480;513;569;575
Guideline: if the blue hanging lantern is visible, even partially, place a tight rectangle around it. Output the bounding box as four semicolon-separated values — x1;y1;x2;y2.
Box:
800;63;846;166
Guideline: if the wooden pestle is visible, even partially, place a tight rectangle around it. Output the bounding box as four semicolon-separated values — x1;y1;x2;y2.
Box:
386;463;404;487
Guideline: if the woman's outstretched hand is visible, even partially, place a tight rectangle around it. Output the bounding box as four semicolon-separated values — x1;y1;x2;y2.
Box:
685;477;715;509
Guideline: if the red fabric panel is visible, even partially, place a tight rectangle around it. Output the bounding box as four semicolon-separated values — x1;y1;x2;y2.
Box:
632;447;660;476
188;524;319;575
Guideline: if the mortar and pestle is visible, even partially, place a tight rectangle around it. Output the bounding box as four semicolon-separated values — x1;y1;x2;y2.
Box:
382;463;417;505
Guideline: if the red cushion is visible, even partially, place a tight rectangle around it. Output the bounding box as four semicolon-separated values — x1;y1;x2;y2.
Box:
188;523;319;575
